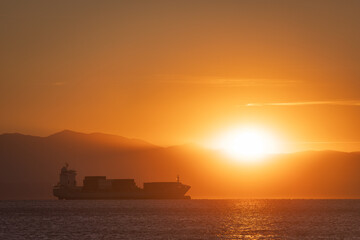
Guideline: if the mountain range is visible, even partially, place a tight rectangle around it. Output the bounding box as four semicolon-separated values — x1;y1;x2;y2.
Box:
1;130;360;199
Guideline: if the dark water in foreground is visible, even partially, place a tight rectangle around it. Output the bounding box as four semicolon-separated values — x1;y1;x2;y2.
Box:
1;200;360;239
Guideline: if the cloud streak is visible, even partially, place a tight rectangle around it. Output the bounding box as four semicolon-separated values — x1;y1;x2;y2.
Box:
295;141;360;144
245;100;360;107
52;81;66;86
155;75;299;87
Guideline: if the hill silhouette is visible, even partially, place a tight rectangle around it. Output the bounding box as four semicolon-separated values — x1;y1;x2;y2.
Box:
1;130;360;199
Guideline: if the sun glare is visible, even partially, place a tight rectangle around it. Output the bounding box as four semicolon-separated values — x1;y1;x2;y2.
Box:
212;127;280;162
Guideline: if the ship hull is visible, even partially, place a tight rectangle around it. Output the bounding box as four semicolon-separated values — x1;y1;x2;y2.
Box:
53;187;191;200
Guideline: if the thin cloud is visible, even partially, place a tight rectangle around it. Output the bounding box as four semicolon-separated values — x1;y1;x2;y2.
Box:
213;79;298;87
53;81;66;86
296;141;360;144
245;100;360;107
155;75;299;87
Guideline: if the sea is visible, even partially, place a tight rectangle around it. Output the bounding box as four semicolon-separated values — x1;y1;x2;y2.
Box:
0;199;360;239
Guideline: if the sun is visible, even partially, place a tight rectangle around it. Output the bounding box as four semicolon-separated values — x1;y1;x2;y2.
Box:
212;127;280;162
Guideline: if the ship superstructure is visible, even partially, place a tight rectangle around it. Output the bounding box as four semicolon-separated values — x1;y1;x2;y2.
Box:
53;164;191;199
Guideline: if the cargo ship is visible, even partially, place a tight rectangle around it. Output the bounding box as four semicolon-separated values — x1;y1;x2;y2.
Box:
53;164;191;199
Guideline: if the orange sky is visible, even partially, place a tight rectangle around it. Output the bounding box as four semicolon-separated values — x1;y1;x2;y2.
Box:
1;0;360;152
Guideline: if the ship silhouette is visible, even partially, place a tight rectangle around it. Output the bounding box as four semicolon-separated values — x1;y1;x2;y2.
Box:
53;164;191;199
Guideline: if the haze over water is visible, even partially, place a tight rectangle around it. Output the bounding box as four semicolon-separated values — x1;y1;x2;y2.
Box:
1;199;360;239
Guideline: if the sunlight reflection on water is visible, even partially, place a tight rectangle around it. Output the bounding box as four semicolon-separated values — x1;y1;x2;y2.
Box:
0;199;360;239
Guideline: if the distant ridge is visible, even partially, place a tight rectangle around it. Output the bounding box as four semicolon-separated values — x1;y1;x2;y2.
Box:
1;130;360;199
0;130;158;150
46;130;157;149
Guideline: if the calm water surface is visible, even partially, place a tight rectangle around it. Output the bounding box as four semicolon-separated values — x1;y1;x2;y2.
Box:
1;199;360;239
